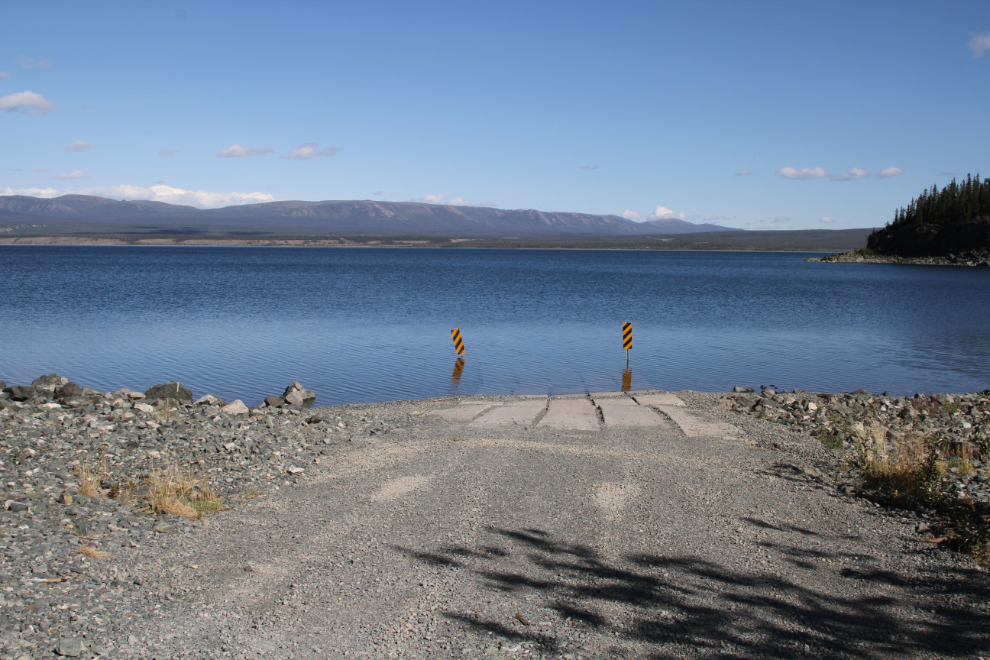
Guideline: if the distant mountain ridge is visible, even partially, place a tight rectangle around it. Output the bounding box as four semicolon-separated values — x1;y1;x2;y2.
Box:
0;195;737;236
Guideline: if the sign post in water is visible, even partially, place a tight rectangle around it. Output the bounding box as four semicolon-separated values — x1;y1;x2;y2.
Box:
622;322;632;367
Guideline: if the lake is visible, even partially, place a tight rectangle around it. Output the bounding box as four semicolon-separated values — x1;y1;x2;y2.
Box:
0;246;988;406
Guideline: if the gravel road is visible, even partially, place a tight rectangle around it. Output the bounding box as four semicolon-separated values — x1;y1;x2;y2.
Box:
101;392;988;660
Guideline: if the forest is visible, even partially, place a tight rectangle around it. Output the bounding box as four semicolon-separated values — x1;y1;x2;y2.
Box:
890;174;989;227
868;174;990;257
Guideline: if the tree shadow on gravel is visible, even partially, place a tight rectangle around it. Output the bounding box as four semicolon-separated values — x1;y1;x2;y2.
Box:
403;527;990;659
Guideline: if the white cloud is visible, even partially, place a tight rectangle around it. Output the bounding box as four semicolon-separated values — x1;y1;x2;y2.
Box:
0;90;54;114
820;216;834;223
217;144;273;158
772;215;790;223
55;170;87;180
970;32;990;57
17;56;52;70
832;167;870;182
776;166;829;180
649;206;686;220
736;169;752;176
282;142;341;160
64;140;91;153
413;193;494;207
0;72;8;80
158;150;177;156
0;184;274;209
622;209;645;221
877;166;905;179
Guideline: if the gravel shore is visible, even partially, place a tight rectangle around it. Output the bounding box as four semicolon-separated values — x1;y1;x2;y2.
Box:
1;376;988;659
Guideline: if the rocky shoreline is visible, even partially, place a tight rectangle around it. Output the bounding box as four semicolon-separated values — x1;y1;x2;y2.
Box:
1;374;988;657
722;386;990;558
808;250;990;266
0;374;397;658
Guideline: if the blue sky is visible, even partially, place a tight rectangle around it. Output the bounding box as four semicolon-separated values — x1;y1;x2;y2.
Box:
1;1;988;230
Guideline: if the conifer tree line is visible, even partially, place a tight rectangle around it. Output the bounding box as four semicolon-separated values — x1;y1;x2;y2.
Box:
892;174;989;227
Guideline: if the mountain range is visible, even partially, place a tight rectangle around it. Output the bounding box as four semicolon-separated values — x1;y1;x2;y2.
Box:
0;195;736;236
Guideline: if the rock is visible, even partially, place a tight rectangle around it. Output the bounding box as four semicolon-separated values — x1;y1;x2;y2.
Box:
733;386;748;393
287;466;305;475
194;394;228;407
62;396;95;409
145;381;193;403
133;402;155;414
54;382;82;399
0;379;5;391
57;637;85;657
7;385;38;401
153;523;176;534
128;390;146;400
221;400;249;415
283;381;316;407
32;373;69;392
264;395;285;407
4;500;29;512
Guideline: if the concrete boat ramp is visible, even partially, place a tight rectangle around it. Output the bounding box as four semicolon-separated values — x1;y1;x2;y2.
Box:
432;390;743;438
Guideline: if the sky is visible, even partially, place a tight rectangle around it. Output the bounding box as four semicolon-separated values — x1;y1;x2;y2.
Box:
1;1;988;230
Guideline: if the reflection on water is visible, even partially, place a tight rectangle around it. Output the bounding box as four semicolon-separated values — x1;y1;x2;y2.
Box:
450;358;465;394
0;246;988;406
622;367;632;392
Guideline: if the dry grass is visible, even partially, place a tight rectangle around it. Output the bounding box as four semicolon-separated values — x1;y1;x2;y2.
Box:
74;462;104;498
857;425;940;502
145;463;223;520
75;545;109;558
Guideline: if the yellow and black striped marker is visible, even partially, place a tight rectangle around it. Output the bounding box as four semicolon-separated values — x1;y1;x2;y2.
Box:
451;328;466;355
622;322;633;349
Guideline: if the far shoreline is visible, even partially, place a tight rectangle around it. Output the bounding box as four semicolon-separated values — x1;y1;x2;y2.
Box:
0;235;847;253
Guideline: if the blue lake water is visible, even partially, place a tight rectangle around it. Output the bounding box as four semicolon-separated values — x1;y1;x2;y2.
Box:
0;246;988;406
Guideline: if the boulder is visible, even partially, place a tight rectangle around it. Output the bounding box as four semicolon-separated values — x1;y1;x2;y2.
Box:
282;381;316;407
31;374;69;392
221;400;249;415
0;380;5;391
264;395;285;407
54;382;83;400
144;381;193;403
194;394;228;407
7;385;38;401
307;410;332;424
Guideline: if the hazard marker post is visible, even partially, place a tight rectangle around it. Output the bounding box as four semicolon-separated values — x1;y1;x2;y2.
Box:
451;328;466;355
622;322;632;367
